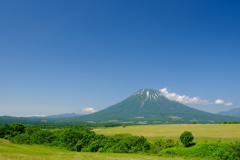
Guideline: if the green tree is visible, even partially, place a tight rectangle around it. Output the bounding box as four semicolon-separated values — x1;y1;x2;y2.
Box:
57;128;84;151
3;123;26;139
0;124;10;138
179;131;194;147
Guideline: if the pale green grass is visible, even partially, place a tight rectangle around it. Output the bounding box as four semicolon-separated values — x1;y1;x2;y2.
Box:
0;139;195;160
94;124;240;143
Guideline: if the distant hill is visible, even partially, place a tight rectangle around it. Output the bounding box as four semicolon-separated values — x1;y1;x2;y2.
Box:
0;113;84;119
44;112;85;118
65;89;240;124
0;113;85;125
217;108;240;117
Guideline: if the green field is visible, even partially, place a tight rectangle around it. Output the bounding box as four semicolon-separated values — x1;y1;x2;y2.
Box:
1;124;239;160
94;124;240;143
0;139;194;160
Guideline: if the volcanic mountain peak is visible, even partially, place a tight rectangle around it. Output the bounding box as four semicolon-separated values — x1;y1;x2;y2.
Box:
64;88;240;124
133;89;164;102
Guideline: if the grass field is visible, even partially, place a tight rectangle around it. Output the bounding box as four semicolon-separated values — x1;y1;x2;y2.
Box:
0;139;196;160
94;124;240;143
1;124;239;160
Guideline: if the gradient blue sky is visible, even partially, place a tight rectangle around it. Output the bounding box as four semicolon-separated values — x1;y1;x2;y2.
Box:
1;0;239;116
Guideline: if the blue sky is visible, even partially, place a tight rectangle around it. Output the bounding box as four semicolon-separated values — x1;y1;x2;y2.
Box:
0;0;239;116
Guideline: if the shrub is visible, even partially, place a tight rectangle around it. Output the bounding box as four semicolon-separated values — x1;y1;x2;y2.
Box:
0;124;10;138
161;142;239;160
11;133;30;144
30;129;56;144
57;128;84;151
179;131;194;147
150;139;179;154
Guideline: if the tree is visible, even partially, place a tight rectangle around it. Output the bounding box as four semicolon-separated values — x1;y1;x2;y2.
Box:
0;124;10;138
1;123;26;139
179;131;194;147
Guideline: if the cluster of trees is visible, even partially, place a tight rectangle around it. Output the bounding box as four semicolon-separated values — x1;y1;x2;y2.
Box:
220;122;240;124
0;123;26;139
0;116;132;129
0;123;207;155
0;123;151;153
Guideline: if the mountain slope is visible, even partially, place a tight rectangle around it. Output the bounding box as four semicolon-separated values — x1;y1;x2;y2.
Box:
68;89;240;124
217;108;240;117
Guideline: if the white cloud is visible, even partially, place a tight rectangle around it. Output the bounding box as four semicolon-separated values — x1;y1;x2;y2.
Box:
225;102;233;106
214;99;224;104
159;87;232;106
82;108;97;113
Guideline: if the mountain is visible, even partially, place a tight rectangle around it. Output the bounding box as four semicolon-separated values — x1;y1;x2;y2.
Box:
0;113;85;125
44;112;85;118
0;113;84;119
217;108;240;117
67;89;240;124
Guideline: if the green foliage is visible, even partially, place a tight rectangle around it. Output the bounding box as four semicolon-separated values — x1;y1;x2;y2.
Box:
0;123;26;139
110;135;150;153
0;124;10;138
149;139;179;154
161;142;240;160
30;129;57;144
179;131;194;147
56;128;85;150
3;123;150;154
220;121;240;124
11;127;57;145
104;124;122;127
3;122;240;160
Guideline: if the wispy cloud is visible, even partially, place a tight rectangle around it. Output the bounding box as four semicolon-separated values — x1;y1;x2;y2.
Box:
26;115;46;117
159;88;233;106
225;102;233;106
82;108;97;113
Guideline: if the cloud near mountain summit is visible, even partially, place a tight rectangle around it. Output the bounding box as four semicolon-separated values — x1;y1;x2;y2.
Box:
159;88;232;106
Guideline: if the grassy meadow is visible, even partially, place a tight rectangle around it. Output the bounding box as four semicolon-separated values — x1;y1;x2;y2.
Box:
1;124;240;160
0;138;193;160
94;124;240;143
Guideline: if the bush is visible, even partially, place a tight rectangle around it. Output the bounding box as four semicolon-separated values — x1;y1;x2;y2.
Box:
56;128;85;151
0;123;26;140
30;129;56;144
179;131;194;147
149;139;179;154
161;142;239;160
0;124;10;138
